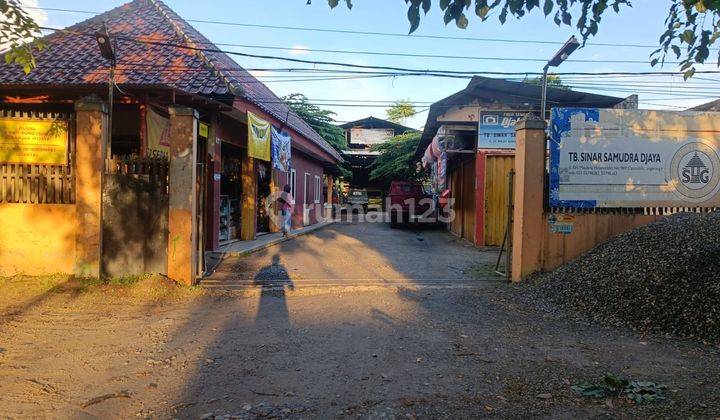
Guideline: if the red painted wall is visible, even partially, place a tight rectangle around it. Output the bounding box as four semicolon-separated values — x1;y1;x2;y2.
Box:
286;150;325;228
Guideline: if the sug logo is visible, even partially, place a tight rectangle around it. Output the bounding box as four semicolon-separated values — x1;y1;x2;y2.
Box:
680;152;711;187
668;142;720;202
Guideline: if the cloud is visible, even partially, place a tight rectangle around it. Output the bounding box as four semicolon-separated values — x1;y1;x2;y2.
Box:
23;0;48;27
288;45;311;56
0;0;48;50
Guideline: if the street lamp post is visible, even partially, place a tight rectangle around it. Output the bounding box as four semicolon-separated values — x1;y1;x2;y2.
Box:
541;36;580;121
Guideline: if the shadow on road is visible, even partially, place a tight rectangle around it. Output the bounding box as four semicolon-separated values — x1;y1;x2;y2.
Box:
252;254;294;326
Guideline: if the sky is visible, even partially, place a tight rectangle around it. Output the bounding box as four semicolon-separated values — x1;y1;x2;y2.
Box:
29;0;720;129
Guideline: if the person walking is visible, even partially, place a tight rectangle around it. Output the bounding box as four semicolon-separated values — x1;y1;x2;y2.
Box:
278;184;293;237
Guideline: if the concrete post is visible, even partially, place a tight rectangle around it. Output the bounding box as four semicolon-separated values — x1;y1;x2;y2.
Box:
206;116;221;251
74;97;107;278
240;155;257;241
511;117;547;282
325;175;333;218
167;107;198;285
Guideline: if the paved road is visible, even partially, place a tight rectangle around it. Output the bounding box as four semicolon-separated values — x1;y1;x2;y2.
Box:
203;215;501;289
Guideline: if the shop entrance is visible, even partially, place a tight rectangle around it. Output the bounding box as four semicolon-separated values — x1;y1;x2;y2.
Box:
219;142;242;242
256;161;271;234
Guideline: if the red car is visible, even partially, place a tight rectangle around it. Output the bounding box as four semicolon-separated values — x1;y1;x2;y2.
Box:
387;180;434;228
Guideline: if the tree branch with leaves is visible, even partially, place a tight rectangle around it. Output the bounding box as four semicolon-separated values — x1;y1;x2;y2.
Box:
1;0;46;74
283;93;353;178
386;99;416;126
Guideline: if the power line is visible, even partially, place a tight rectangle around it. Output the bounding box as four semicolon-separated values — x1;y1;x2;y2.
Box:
36;26;720;78
28;5;673;50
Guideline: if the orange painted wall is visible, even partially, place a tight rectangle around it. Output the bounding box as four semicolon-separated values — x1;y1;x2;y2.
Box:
0;203;77;276
538;212;661;272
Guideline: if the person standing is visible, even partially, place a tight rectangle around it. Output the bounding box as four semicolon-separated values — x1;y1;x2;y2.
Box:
278;184;293;237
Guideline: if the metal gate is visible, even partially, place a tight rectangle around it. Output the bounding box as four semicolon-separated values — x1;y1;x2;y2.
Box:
484;154;515;246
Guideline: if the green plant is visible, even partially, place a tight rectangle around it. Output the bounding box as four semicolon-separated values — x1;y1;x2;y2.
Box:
283;93;352;179
572;373;667;404
1;0;46;74
369;131;423;183
386;99;416;126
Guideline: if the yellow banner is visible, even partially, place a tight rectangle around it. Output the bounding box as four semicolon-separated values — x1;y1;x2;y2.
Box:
0;119;68;164
247;111;271;161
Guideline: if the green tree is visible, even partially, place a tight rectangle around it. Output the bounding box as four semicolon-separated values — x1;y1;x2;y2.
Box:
283;93;348;152
526;73;569;89
324;0;720;79
283;93;352;178
385;99;416;126
1;0;46;74
369;131;422;183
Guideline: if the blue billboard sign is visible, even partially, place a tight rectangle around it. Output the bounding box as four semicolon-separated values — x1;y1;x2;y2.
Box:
478;111;525;149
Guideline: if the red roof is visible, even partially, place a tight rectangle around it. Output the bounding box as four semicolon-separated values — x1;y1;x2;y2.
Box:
0;0;341;162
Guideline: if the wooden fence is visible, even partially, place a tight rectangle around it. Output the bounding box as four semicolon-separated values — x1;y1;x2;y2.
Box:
0;163;75;204
105;155;169;193
0;111;74;205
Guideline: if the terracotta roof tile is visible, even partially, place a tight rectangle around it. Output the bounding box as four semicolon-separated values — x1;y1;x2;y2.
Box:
0;0;340;161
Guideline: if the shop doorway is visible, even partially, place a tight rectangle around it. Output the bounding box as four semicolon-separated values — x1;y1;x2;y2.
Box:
256;161;271;234
219;142;242;242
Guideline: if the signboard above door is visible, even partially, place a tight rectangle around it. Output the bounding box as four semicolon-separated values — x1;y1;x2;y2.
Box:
0;118;69;164
478;111;526;149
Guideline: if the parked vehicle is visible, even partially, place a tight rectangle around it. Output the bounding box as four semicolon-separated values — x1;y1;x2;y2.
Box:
346;188;369;212
366;190;384;212
387;180;434;228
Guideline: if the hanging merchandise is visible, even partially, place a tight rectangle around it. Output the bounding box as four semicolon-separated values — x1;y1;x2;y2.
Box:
271;126;292;172
247;111;271;161
146;107;171;156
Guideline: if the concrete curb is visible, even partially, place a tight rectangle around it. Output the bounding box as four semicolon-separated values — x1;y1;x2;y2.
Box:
211;220;335;259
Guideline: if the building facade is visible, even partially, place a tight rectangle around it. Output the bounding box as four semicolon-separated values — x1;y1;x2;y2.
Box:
417;76;637;247
0;0;341;283
339;116;417;190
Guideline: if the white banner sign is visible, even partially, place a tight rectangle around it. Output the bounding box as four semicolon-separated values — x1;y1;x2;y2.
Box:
549;108;720;208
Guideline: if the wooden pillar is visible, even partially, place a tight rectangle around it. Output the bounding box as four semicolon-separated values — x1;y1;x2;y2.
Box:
325;174;333;218
267;169;281;233
206;116;221;251
511;117;547;282
74;97;107;278
240;155;257;241
167;106;198;285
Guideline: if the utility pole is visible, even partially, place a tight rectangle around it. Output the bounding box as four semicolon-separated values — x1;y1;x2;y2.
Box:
541;36;580;120
94;23;116;278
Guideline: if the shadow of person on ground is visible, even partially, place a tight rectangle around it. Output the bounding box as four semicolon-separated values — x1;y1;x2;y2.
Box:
253;254;294;325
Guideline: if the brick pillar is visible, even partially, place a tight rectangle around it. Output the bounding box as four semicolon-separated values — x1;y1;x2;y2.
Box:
167;107;198;285
240;155;257;241
74;97;107;278
511;117;547;282
206;116;221;251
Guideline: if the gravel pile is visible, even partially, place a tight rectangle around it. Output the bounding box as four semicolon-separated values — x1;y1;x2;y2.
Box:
525;211;720;343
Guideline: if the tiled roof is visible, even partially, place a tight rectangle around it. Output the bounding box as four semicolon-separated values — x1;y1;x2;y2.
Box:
0;0;341;161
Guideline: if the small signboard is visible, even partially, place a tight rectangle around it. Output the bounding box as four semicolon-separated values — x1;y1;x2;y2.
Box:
199;122;209;138
548;214;575;234
478;111;525;149
0;119;68;164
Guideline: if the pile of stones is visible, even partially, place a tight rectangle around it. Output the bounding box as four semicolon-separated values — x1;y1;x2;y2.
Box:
526;211;720;344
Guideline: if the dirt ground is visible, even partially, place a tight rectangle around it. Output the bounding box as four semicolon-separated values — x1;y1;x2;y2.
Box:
1;218;719;419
